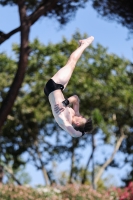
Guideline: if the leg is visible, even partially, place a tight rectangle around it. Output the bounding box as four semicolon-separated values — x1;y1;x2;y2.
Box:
51;36;94;89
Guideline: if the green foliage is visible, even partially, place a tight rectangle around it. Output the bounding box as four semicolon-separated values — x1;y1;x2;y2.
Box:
0;53;17;96
92;108;103;124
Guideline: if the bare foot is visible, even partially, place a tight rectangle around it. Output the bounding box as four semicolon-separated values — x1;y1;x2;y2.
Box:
79;36;94;47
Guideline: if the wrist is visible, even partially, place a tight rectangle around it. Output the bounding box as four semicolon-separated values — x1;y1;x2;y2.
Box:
62;98;70;107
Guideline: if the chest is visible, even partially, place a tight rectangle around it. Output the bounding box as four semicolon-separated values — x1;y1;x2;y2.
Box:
54;107;74;126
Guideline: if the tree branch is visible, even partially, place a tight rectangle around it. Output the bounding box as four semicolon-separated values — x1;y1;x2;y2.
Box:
0;27;21;45
28;4;46;25
29;0;58;25
4;165;22;185
94;132;126;185
0;1;58;45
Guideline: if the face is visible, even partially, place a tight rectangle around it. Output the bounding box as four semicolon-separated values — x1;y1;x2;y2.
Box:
72;115;87;126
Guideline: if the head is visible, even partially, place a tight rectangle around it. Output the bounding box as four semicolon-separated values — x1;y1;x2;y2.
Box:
72;115;93;133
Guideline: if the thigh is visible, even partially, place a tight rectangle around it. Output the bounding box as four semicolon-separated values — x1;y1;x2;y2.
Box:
51;62;75;89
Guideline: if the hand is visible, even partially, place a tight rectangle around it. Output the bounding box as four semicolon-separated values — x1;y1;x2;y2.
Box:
54;103;65;114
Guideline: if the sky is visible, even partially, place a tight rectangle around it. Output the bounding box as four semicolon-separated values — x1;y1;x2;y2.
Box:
0;2;133;187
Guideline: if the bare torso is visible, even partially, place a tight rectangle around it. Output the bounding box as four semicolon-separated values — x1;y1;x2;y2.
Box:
48;90;75;128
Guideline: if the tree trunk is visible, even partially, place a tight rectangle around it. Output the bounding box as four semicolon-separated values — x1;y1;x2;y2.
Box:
91;134;96;189
34;140;50;186
0;165;4;185
0;1;30;129
69;139;76;183
69;149;75;183
82;135;96;184
0;1;59;130
37;150;50;186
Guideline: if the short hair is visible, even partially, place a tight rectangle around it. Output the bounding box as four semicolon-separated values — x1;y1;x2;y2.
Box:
74;118;93;133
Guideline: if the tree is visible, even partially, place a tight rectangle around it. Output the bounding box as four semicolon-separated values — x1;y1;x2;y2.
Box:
0;165;4;185
0;0;89;130
91;0;133;34
1;31;133;187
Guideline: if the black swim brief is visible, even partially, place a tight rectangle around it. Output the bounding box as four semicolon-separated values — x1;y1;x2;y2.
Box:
44;79;64;97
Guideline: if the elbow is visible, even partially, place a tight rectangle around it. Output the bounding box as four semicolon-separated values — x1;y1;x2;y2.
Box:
71;134;78;138
67;130;80;138
73;95;80;103
71;132;82;138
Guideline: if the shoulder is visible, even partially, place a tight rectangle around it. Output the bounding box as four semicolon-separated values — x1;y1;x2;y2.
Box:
57;118;82;138
67;107;75;116
63;121;82;138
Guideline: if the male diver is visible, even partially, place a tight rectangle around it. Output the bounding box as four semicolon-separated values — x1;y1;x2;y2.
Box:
44;36;94;137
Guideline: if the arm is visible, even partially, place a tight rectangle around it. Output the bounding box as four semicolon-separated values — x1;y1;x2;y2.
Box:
54;95;80;116
64;121;83;138
68;95;80;116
